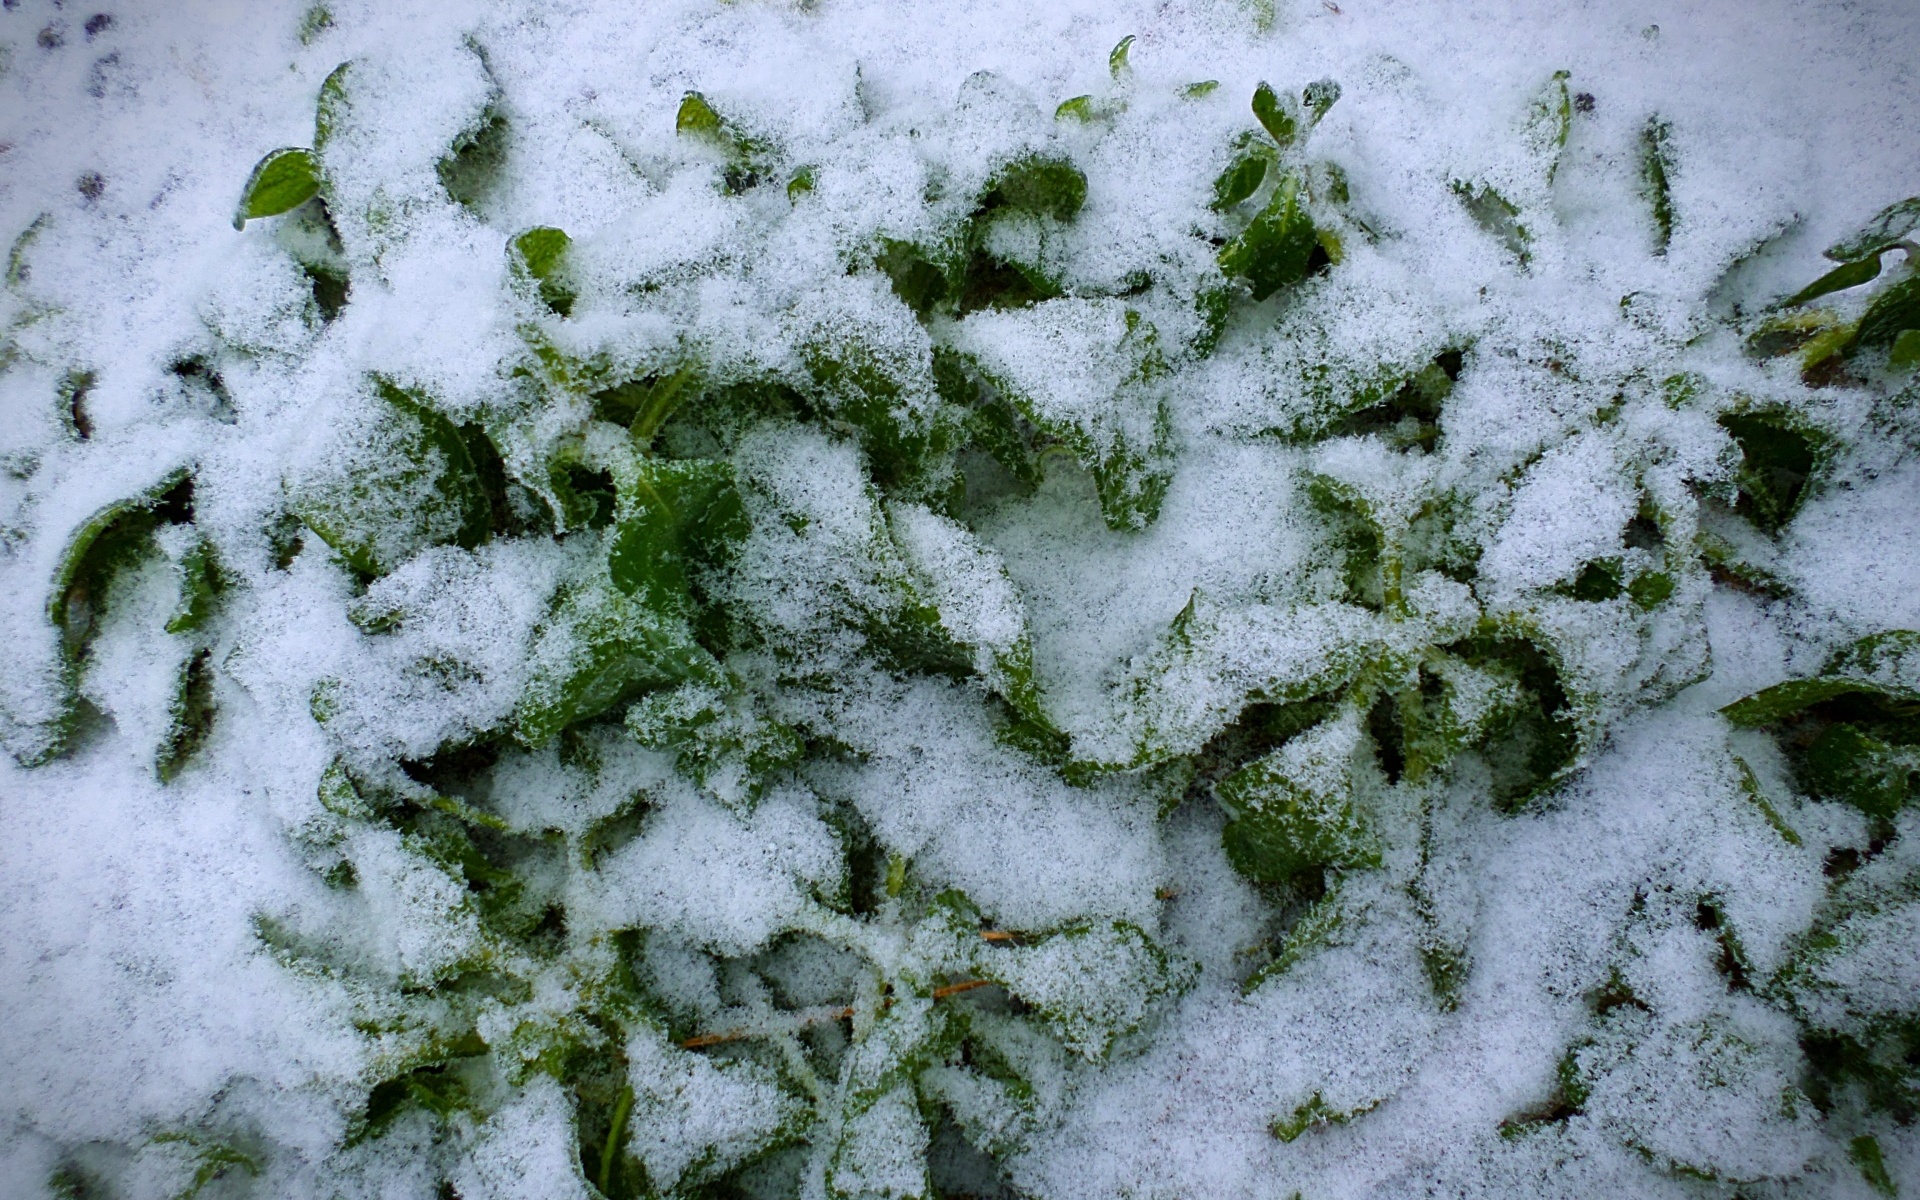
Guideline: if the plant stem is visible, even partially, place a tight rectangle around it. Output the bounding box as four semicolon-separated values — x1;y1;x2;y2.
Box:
598;1084;633;1196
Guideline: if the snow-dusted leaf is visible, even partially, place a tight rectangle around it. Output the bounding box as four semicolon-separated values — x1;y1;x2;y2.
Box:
295;379;491;578
234;147;321;229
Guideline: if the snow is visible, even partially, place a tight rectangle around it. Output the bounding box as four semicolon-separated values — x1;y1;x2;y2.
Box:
3;0;1919;1196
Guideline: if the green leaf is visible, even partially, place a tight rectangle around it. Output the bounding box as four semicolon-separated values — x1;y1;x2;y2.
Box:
295;378;491;578
626;680;802;810
959;249;1063;314
1113;598;1388;768
1640;116;1675;255
1801;319;1859;378
595;1084;633;1198
1730;755;1802;846
1088;424;1175;532
1567;559;1623;602
591;365;701;448
607;458;747;607
1109;34;1134;77
6;212;49;289
1210;149;1270;211
547;458;617;532
298;4;333;45
1420;938;1471;1012
1813;626;1916;699
1626;570;1674;611
351;1058;484;1146
954;159;1089;311
981;155;1087;223
1392;656;1528;784
787;164;816;201
827;1082;931;1200
1720;633;1920;817
1193;284;1232;358
1850;1134;1898;1197
918;1060;1036;1160
863;593;976;683
47;471;189;654
1853;270;1920;351
1453;180;1530;266
1893;327;1920;368
1054;95;1100;123
1745;308;1844;359
164;534;221;634
313;61;351;150
1180;80;1220;99
318;756;376;819
438;105;508;211
1216;715;1381;884
983;921;1193;1060
1456;633;1581;810
1244;886;1346;992
148;1134;260;1200
1302;78;1341;125
942;304;1179;532
1219;172;1319;300
839;996;959;1112
939;350;1040;489
233;147;320;230
1719;676;1911;727
1525;70;1572;183
1825;195;1920;262
1251;82;1299;147
1777;872;1920;1048
157;649;216;783
1717;408;1822;534
887;499;1052;728
1777;254;1882;309
801;338;961;496
1801;722;1920;819
676;90;727;142
876;238;956;318
514;567;723;749
307;262;351;322
625;1030;810;1194
508;226;575;318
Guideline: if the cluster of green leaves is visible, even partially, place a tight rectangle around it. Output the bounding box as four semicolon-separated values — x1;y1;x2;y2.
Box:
1060;77;1743;1149
1486;634;1920;1192
277;58;1701;1176
272;741;1192;1199
27;22;1912;1195
1210;79;1344;300
177;42;1235;1199
856;72;1366;533
1723;631;1920;822
1747;196;1920;381
1721;631;1920;1150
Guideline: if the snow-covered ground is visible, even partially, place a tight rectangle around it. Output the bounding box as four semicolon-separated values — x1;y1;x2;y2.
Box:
3;0;1918;1196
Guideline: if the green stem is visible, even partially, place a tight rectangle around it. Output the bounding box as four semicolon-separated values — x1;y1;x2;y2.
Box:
598;1084;634;1197
630;366;697;449
1381;548;1405;615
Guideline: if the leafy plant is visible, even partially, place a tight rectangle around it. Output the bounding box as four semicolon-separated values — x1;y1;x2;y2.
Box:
10;12;1915;1199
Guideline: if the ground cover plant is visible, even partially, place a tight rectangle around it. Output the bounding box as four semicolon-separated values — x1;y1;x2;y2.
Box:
1;0;1918;1197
